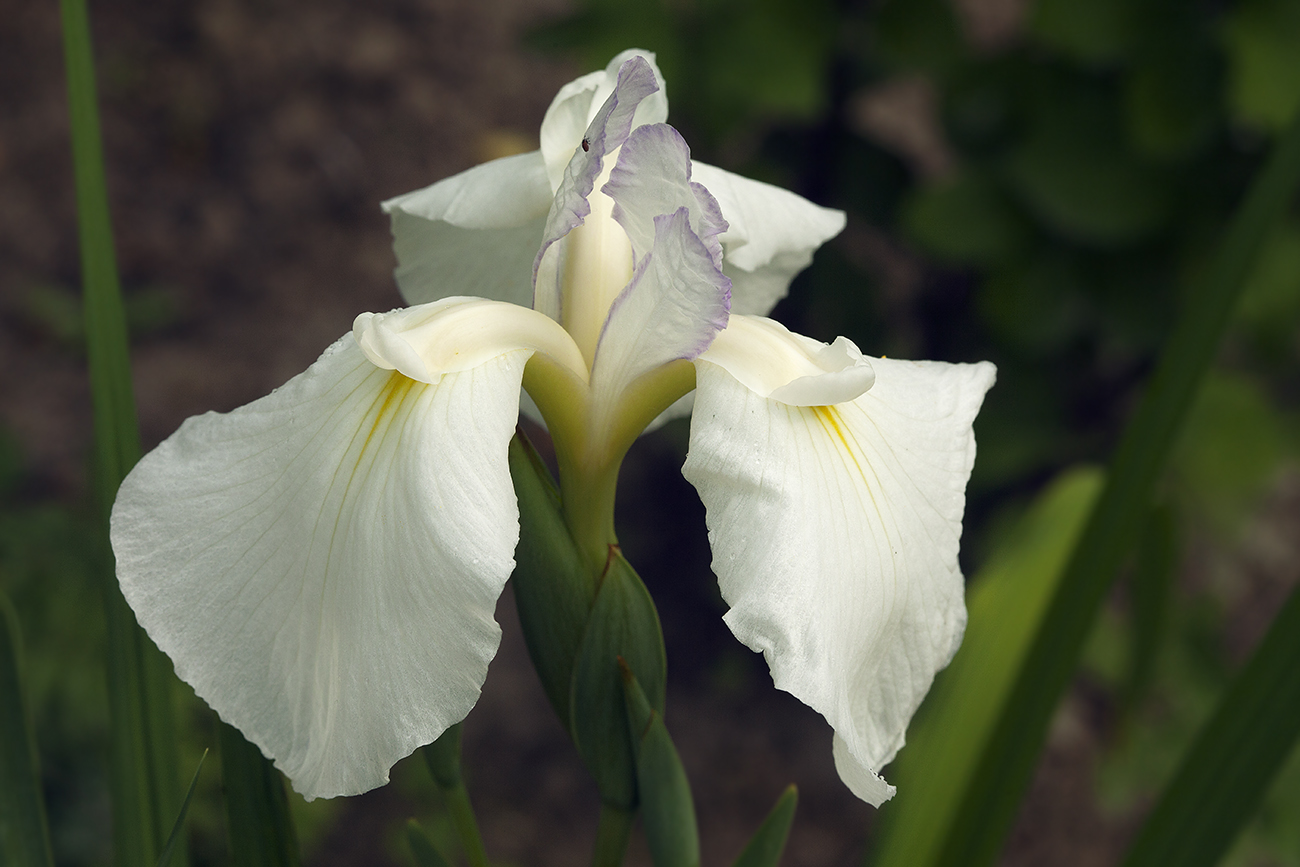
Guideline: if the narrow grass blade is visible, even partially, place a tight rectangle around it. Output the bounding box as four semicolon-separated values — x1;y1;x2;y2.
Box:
58;0;184;862
732;785;798;867
406;821;454;867
219;721;300;867
1125;504;1176;709
156;749;208;867
869;468;1102;867
928;106;1300;867
1121;583;1300;867
0;591;54;867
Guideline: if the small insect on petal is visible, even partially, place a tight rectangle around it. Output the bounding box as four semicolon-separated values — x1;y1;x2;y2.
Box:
581;138;590;152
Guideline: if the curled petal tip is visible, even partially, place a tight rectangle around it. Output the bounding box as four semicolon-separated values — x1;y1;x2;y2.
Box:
698;315;876;406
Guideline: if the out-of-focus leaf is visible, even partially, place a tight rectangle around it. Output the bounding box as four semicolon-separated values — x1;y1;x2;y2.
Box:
1124;33;1220;160
705;0;835;121
977;251;1089;353
872;0;965;76
0;591;54;867
1170;370;1287;529
1121;583;1300;867
1224;0;1300;132
869;467;1104;867
1125;504;1176;709
903;171;1029;265
406;821;454;867
421;726;489;867
732;786;797;867
156;749;206;867
1005;90;1170;244
1235;219;1300;348
219;722;300;867
927;101;1300;867
1029;0;1137;63
60;0;185;861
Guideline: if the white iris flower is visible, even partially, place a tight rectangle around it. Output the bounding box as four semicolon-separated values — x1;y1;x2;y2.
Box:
110;51;994;806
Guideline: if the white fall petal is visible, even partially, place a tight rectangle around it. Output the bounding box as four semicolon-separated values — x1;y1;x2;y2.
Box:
111;335;531;798
684;326;995;805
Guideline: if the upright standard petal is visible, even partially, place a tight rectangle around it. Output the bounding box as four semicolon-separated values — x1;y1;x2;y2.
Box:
603;123;727;267
533;55;661;322
540;49;668;192
589;208;730;435
690;162;847;315
683;325;995;805
384;151;553;308
111;334;532;799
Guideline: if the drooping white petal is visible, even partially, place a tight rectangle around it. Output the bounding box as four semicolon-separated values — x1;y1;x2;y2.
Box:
111;334;533;799
383;151;552;307
603;123;727;266
533;55;661;322
589;208;730;420
691;162;847;315
683;335;995;806
539;49;668;193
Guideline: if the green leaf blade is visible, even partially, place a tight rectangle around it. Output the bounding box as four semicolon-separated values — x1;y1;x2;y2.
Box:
0;592;54;867
1121;584;1300;867
58;0;187;861
219;721;301;867
925;94;1300;867
870;467;1103;867
732;785;798;867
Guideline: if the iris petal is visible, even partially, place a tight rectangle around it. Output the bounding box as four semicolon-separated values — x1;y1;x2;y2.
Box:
690;162;847;315
533;55;661;321
683;339;994;805
383;151;552;308
589;208;730;430
112;335;530;799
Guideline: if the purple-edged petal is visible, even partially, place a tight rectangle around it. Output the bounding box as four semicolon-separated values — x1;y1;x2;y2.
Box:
540;49;668;193
590;207;730;417
533;55;661;321
691;161;847;315
603;123;727;266
683;336;995;805
383;151;552;308
112;333;534;800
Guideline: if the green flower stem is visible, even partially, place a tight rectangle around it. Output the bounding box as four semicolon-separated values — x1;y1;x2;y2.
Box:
441;782;490;867
549;359;697;578
591;802;634;867
422;727;489;867
557;451;624;579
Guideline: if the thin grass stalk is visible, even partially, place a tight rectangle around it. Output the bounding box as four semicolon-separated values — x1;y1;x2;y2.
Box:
58;0;184;861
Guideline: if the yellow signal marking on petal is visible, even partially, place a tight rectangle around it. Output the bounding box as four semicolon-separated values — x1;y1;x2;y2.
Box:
811;405;866;478
362;372;417;454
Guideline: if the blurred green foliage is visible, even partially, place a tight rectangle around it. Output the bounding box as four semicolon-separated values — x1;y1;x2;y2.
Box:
9;0;1300;862
532;0;1300;862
